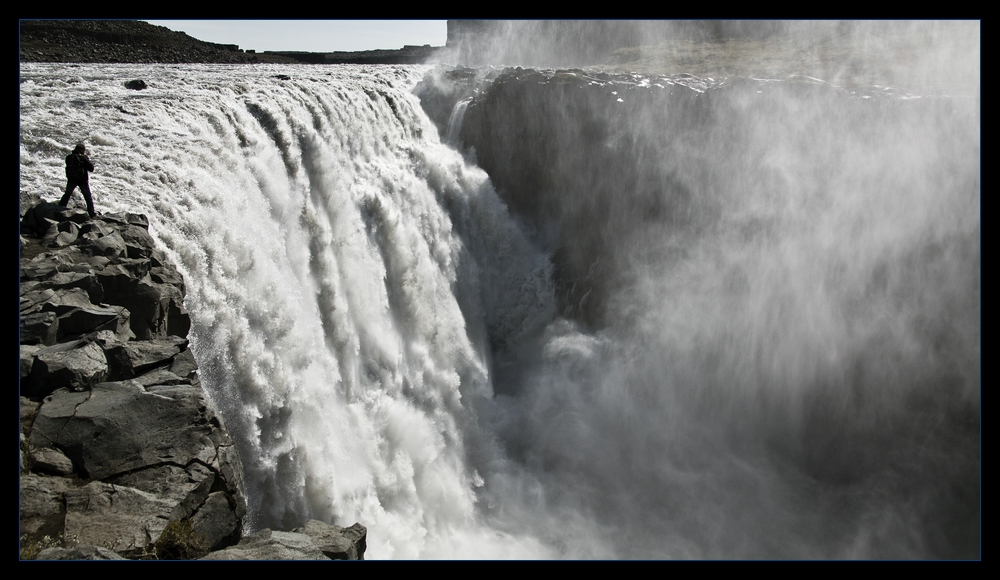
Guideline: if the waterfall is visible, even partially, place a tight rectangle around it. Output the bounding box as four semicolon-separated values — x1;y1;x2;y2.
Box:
19;62;979;559
444;97;472;146
19;63;558;558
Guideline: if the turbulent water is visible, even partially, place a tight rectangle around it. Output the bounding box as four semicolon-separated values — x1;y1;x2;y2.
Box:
19;63;979;559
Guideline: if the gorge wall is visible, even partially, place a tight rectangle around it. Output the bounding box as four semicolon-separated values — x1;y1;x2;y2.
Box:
421;67;981;557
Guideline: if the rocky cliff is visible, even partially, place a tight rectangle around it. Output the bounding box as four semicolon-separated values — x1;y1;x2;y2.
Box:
19;200;367;560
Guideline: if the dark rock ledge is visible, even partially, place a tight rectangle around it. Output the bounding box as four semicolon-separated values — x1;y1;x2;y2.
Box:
19;200;366;560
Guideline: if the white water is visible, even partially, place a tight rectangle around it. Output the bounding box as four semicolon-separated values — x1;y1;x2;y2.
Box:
20;64;561;558
19;63;979;559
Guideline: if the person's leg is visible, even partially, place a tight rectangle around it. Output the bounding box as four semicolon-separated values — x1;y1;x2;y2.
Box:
59;181;77;206
80;181;95;217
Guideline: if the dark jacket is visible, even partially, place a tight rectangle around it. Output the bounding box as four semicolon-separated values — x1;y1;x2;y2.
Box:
65;153;94;183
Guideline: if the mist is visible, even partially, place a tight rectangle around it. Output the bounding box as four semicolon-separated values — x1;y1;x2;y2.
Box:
441;20;980;558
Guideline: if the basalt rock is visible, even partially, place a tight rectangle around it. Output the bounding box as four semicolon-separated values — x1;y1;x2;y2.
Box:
19;201;245;559
197;524;367;560
293;519;368;560
18;201;370;560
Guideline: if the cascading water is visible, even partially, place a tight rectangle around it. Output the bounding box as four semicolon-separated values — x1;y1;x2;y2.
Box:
19;60;979;559
444;98;472;146
19;63;558;558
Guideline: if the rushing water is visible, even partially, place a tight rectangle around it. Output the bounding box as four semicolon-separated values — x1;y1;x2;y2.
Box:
19;63;979;559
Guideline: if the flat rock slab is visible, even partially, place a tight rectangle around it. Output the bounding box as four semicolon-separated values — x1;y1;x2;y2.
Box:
57;304;129;339
29;380;224;480
30;287;94;316
135;367;190;387
108;462;216;521
64;481;173;553
34;545;127;560
199;529;328;560
124;336;188;375
28;340;108;396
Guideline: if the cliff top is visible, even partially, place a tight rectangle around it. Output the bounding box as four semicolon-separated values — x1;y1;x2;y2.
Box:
19;20;295;64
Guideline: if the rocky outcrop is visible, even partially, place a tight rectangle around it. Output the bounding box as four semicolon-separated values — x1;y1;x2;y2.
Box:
19;200;369;560
199;521;366;560
19;201;245;559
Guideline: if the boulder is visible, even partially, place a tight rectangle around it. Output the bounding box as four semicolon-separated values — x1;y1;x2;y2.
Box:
89;330;135;380
96;266;184;339
20;311;58;346
29;380;231;480
36;271;105;304
27;340;108;396
168;348;199;381
198;529;328;560
190;492;240;551
108;462;216;522
56;304;130;340
293;520;368;560
19;474;76;540
25;380;245;555
76;230;126;259
20;201;67;237
42;220;79;247
123;336;188;375
27;446;76;476
28;287;93;316
135;367;189;387
119;223;157;259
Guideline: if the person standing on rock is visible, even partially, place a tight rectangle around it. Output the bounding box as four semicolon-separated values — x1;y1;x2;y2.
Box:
59;143;96;218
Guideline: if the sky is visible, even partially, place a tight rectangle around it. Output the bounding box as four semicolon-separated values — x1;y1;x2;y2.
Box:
146;20;448;53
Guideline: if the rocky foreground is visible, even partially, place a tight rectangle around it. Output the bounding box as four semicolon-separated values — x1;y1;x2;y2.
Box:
19;200;366;560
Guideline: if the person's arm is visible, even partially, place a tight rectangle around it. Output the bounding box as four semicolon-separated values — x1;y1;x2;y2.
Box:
83;155;95;172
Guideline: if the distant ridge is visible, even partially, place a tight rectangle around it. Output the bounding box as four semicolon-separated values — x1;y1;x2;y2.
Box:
19;20;264;63
264;45;444;65
19;20;445;65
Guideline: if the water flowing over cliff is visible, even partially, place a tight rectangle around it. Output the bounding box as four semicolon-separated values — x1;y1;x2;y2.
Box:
19;62;979;559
